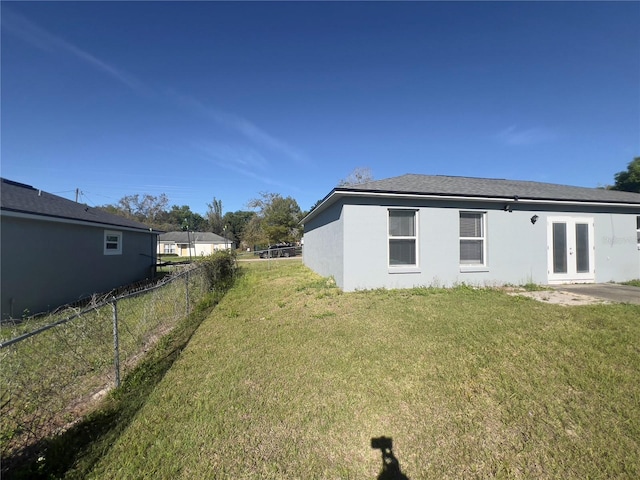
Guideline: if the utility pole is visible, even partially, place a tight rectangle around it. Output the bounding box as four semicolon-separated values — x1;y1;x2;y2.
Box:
75;188;81;202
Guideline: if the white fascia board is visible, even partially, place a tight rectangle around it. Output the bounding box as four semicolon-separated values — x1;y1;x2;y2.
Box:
343;190;640;207
1;209;157;234
301;190;640;224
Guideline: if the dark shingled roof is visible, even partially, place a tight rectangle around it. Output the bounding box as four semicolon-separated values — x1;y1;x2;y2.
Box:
1;178;154;231
340;174;640;204
159;232;229;243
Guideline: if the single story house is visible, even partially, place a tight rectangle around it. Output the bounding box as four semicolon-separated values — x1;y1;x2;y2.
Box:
301;174;640;292
158;231;234;257
1;178;158;318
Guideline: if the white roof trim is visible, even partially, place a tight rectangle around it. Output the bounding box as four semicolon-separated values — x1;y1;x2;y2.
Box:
1;209;157;234
301;189;640;224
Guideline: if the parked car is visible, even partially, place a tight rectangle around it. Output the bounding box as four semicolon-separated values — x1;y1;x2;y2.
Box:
259;243;297;259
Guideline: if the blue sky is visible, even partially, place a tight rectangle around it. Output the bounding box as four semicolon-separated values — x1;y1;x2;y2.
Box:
2;2;639;214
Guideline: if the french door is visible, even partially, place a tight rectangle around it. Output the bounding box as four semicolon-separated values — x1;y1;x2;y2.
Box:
547;217;594;283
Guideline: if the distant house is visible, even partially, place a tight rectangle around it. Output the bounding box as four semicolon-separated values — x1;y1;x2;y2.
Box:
158;231;234;257
301;174;640;292
1;178;158;318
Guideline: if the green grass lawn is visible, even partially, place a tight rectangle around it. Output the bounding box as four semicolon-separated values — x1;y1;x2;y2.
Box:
87;261;640;479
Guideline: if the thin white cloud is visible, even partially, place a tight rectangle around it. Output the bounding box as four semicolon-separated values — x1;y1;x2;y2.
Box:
2;8;142;91
171;92;310;166
192;142;269;171
497;125;557;146
191;141;303;191
3;8;310;169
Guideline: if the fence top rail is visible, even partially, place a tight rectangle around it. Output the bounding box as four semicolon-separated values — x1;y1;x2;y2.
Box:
0;265;202;350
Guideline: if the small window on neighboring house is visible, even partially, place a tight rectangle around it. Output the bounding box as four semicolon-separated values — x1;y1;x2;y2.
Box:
104;230;122;255
389;209;418;267
460;212;486;265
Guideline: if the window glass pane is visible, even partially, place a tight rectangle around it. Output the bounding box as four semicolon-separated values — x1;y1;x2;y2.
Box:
106;243;118;250
575;223;590;273
389;210;415;236
637;216;640;230
552;222;567;274
460;213;482;237
389;239;416;265
460;240;483;264
106;235;119;242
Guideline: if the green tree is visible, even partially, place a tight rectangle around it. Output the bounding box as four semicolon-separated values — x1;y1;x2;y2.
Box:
206;197;224;235
222;210;255;246
611;157;640;193
166;205;206;231
247;192;302;245
100;193;169;228
242;213;268;249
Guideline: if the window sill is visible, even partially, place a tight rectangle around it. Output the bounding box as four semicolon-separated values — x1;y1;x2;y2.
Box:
459;266;489;273
388;267;421;274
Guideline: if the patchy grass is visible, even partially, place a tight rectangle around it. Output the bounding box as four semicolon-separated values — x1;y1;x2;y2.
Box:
621;279;640;288
4;288;227;480
84;261;639;479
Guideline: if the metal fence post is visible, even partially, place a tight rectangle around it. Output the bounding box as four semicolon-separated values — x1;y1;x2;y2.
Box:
185;269;190;316
111;297;121;388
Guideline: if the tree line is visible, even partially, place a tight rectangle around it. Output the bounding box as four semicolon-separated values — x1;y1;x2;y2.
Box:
610;157;640;193
98;168;374;250
99;192;304;250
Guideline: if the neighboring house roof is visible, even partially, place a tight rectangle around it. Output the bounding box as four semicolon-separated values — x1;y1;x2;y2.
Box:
303;174;640;224
1;178;154;231
158;231;230;243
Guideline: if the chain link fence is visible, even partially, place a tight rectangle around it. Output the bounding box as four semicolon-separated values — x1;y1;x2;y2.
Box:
0;265;208;462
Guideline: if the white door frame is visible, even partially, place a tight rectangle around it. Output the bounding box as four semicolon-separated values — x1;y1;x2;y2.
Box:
547;216;595;284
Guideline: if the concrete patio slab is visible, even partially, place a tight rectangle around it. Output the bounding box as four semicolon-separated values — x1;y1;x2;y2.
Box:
553;283;640;305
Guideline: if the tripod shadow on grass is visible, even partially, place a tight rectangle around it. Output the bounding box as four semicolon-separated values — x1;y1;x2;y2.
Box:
371;436;410;480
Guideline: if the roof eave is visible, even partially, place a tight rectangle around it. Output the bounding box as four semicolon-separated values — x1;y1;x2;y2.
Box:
1;208;159;233
300;189;640;225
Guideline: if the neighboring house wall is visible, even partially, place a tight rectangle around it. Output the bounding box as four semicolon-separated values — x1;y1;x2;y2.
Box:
157;241;230;257
1;215;156;318
157;232;233;257
305;197;640;292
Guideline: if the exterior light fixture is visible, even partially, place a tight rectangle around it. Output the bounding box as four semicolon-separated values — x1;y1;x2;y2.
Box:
530;215;539;224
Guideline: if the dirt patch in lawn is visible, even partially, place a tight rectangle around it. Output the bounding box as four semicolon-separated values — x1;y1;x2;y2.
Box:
506;289;609;306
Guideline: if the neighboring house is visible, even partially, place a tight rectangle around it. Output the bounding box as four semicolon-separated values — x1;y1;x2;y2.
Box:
157;232;234;257
1;178;158;318
301;174;640;292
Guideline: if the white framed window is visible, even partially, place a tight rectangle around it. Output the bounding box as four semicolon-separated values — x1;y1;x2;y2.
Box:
104;230;122;255
460;212;486;266
388;209;418;267
163;244;175;254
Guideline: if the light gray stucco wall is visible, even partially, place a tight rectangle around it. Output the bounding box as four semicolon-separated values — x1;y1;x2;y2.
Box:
307;197;639;292
302;201;345;288
1;215;157;318
593;213;639;282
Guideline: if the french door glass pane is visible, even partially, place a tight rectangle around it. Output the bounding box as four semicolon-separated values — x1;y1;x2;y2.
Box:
552;223;567;273
389;239;416;265
575;223;590;273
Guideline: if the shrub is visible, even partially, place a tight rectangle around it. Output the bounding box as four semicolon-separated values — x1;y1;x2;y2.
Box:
198;251;237;292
